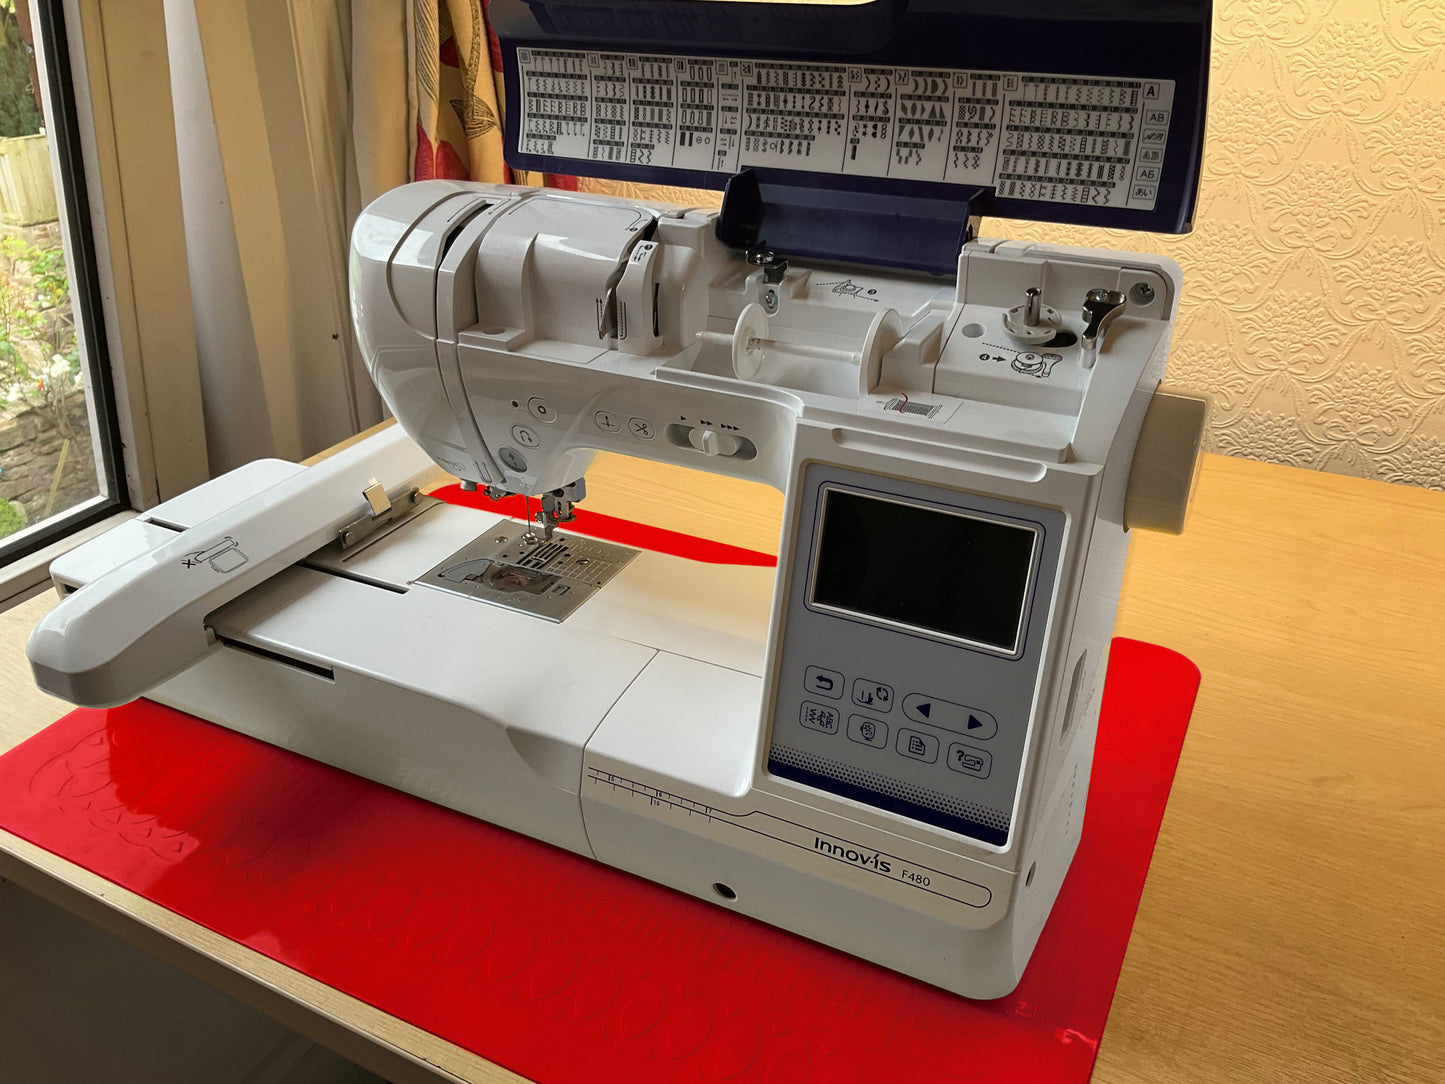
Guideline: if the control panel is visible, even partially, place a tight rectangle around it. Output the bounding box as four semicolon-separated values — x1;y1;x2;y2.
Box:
767;463;1065;846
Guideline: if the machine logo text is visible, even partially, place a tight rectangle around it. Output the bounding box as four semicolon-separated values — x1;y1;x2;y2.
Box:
814;836;892;873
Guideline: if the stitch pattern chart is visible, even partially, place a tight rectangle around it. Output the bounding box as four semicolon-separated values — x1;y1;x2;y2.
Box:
579;1;1445;489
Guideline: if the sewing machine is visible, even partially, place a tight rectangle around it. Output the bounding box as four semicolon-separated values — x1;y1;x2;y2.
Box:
27;0;1210;997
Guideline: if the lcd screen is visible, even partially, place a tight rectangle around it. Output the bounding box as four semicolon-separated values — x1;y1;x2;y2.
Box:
810;489;1036;652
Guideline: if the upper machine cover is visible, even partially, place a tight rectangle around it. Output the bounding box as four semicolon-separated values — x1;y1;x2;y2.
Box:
489;0;1211;271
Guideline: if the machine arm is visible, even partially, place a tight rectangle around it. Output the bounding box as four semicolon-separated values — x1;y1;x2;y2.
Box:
27;427;434;707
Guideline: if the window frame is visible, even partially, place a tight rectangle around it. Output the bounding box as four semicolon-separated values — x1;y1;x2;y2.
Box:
0;0;205;609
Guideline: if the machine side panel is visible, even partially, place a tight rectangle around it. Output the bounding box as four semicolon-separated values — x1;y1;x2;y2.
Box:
580;770;1029;999
155;646;599;857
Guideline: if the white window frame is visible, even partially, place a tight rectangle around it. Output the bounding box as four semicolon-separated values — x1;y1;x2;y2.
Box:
0;0;206;610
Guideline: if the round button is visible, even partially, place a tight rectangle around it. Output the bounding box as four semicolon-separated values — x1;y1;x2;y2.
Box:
627;417;655;440
594;410;622;433
510;424;540;448
527;397;556;423
497;447;528;473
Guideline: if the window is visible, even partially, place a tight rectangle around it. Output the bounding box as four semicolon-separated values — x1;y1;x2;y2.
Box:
0;1;206;609
0;0;125;569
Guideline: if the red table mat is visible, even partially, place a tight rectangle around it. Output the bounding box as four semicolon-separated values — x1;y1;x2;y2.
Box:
0;500;1199;1083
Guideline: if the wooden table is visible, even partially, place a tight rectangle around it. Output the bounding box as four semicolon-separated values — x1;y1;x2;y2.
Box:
2;451;1443;1083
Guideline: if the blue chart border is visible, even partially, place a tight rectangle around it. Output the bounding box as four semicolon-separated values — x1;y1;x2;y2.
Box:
488;0;1211;239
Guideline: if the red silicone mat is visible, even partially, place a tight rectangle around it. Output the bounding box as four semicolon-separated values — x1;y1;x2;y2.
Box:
0;501;1199;1083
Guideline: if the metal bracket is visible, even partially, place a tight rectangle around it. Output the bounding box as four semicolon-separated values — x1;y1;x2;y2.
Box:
339;485;435;550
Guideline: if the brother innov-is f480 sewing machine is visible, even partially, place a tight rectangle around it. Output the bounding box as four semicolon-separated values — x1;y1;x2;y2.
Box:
28;0;1211;997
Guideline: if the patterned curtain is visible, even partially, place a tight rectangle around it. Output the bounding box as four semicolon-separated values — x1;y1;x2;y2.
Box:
410;0;576;189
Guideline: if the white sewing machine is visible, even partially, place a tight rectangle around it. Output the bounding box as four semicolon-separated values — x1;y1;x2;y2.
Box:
28;0;1211;998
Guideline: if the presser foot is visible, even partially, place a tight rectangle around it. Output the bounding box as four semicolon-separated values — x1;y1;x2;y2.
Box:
536;483;585;542
480;480;587;544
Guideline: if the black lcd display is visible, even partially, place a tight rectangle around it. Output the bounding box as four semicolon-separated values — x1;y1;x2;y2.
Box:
810;489;1036;652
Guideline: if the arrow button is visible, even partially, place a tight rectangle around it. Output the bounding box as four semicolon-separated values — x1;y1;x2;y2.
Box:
902;694;997;740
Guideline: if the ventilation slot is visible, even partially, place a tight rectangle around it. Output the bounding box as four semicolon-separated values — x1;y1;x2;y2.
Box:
884;397;942;418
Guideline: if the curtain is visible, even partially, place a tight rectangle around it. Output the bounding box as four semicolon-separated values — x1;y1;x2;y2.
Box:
405;0;576;189
353;0;410;206
177;0;388;471
170;1;577;474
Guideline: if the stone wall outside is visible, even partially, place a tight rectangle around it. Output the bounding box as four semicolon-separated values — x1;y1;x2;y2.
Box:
0;389;99;535
0;220;62;249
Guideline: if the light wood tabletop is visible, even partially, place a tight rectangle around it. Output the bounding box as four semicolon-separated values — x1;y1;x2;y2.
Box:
1;449;1443;1083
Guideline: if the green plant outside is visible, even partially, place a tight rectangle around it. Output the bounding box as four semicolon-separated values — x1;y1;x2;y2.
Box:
0;496;24;539
0;4;76;541
0;6;71;418
0;235;78;419
0;4;41;140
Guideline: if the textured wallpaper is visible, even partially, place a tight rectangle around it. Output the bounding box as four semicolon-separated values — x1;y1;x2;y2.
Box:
578;0;1445;490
